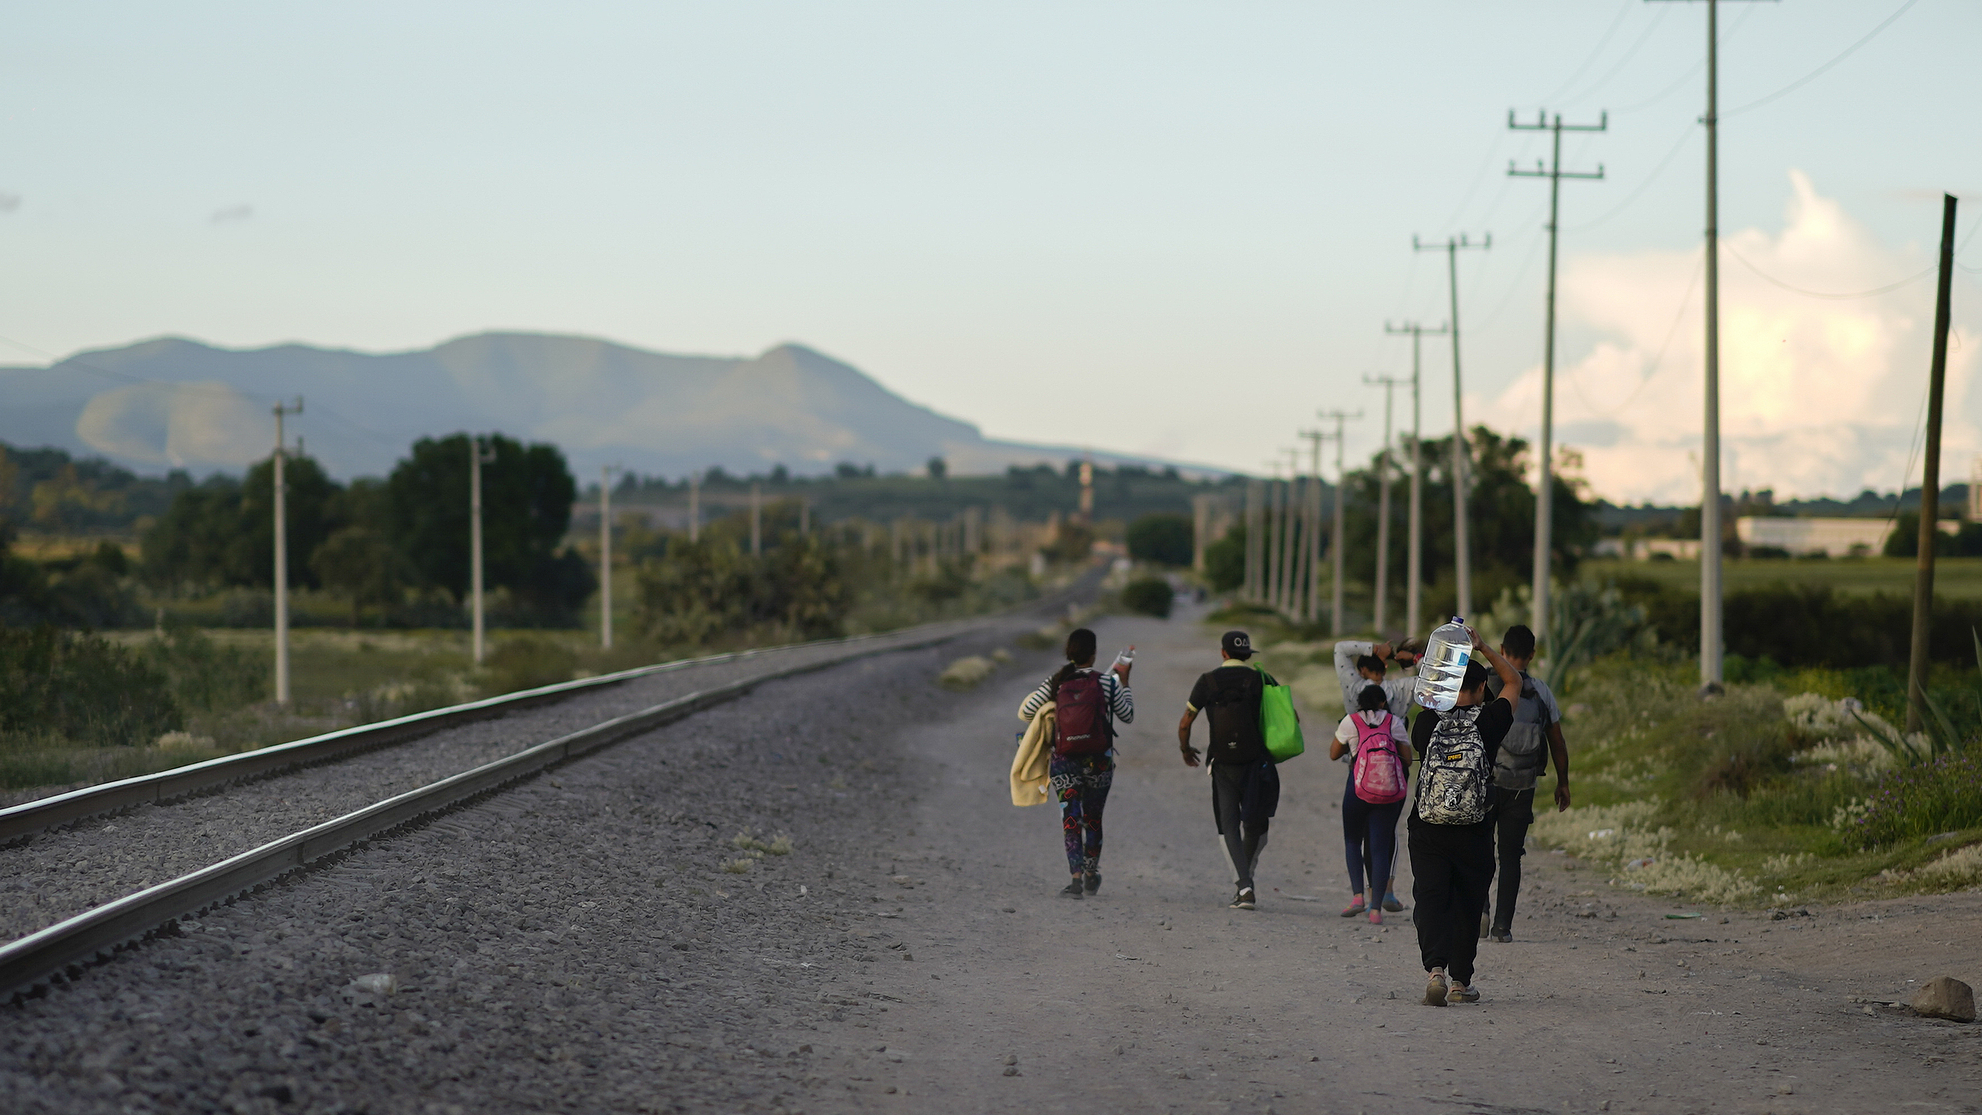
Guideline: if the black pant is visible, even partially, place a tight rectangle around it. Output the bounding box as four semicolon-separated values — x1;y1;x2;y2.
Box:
1407;816;1495;986
1488;786;1536;933
1211;761;1272;891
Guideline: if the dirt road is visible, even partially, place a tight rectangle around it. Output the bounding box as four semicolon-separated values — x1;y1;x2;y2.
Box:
797;606;1982;1114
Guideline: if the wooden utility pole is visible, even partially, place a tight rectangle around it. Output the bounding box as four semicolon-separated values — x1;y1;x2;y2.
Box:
1317;409;1360;635
1509;109;1606;646
1908;194;1959;733
1386;321;1450;638
1415;233;1491;618
270;398;302;706
1364;373;1406;634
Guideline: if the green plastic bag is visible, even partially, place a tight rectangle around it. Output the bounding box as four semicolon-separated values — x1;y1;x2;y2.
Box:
1255;666;1305;763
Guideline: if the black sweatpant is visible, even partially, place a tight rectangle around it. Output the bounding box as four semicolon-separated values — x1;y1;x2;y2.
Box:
1488;787;1536;933
1211;761;1274;891
1407;815;1495;987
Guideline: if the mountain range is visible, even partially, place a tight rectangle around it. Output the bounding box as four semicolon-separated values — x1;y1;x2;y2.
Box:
0;333;1185;482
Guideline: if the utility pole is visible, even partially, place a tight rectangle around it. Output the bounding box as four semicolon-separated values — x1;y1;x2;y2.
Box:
1386;321;1449;638
1078;456;1095;524
1245;478;1264;602
1509;108;1606;646
1298;429;1328;622
750;482;763;556
470;436;496;665
1908;194;1959;733
687;472;700;543
1364;374;1406;634
1415;233;1491;618
1261;460;1284;612
270;398;302;706
599;465;619;650
1281;448;1301;617
1317;409;1360;635
1649;0;1772;693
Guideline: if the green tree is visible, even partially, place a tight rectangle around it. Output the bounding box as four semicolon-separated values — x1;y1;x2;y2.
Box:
310;526;410;623
140;454;343;592
385;434;591;614
1126;513;1194;566
1203;524;1246;591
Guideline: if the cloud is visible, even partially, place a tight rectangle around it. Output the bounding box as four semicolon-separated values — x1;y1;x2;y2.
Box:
209;203;254;224
1476;171;1977;503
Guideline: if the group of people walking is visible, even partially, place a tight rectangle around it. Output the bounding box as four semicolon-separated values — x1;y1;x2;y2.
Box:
1013;619;1571;1006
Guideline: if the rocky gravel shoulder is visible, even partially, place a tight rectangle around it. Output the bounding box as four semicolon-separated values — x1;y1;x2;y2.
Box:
0;621;1050;1115
0;621;988;946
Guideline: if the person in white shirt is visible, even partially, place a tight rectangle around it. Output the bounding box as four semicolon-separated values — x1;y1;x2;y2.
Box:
1329;684;1413;923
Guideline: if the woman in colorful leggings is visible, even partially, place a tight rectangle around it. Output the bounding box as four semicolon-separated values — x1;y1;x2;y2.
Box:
1330;684;1412;923
1018;628;1134;898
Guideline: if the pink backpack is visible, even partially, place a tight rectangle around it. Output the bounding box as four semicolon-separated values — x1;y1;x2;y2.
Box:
1351;712;1407;804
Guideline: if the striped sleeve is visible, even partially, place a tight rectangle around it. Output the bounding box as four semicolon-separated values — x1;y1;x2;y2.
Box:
1017;675;1055;722
1103;673;1135;724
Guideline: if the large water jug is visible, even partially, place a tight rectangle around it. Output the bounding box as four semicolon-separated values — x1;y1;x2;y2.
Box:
1414;616;1473;712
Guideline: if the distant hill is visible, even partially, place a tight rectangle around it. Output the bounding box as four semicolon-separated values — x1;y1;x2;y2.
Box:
0;333;1201;481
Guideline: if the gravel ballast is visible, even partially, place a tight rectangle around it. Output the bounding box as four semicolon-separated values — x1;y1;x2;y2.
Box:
1;622;1050;1114
0;620;994;946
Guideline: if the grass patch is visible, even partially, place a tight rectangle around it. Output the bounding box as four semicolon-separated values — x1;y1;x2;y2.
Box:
937;655;998;692
732;830;794;856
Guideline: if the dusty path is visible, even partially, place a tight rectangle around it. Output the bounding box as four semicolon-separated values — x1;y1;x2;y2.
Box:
4;606;1978;1114
804;606;1982;1114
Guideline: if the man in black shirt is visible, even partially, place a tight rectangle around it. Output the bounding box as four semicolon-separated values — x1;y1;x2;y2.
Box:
1407;628;1522;1006
1178;630;1280;910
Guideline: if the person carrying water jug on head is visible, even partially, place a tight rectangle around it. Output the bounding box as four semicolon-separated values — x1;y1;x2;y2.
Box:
1330;683;1412;924
1406;625;1522;1007
1478;623;1572;943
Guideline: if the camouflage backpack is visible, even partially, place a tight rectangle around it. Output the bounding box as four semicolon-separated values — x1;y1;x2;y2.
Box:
1416;705;1490;825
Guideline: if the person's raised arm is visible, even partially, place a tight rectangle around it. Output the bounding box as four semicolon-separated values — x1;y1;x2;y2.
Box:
1468;628;1521;711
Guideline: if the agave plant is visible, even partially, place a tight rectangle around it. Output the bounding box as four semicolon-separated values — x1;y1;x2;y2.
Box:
1850;628;1979;765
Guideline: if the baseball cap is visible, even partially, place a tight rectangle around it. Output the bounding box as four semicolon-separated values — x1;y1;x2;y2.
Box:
1220;630;1253;659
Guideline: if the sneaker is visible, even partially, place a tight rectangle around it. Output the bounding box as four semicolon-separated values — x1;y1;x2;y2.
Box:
1339;895;1366;918
1488;929;1512;944
1231;888;1257;910
1381;892;1404;913
1446;982;1482;1004
1060;880;1085;899
1083;872;1101;895
1423;970;1449;1007
1368;908;1383;925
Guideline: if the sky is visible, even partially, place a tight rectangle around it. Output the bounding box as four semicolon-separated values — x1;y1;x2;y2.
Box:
2;0;1979;502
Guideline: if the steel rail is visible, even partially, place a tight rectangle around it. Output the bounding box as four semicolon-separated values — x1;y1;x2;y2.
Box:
0;621;978;1000
0;623;971;844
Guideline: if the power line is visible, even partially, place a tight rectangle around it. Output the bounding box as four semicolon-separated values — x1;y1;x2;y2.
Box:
1722;0;1920;120
1569;121;1698;232
1724;242;1935;300
1535;0;1639;107
1558;2;1675;107
1567;248;1704;421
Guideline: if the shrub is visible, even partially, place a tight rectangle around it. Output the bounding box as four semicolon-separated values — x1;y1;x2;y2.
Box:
1837;755;1982;850
937;656;997;691
1120;577;1173;618
1203;525;1246;592
483;636;579;695
1126;514;1193;567
0;626;181;747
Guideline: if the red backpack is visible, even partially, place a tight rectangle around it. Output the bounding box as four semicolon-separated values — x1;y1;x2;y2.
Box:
1054;673;1114;755
1351;712;1407;804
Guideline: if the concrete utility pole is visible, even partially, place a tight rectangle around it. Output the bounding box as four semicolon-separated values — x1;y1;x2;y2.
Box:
1298;430;1328;623
1908;194;1959;733
750;482;762;557
1078;456;1095;524
1364;374;1406;635
1317;409;1360;635
270;398;302;707
1509;109;1606;646
687;473;700;543
1261;461;1283;611
1652;0;1775;695
1386;321;1450;639
470;436;496;665
1281;448;1302;617
1415;233;1491;618
599;465;619;650
1244;479;1264;601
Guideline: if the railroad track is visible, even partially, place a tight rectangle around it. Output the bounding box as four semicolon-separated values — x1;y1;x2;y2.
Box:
0;586;1085;1001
